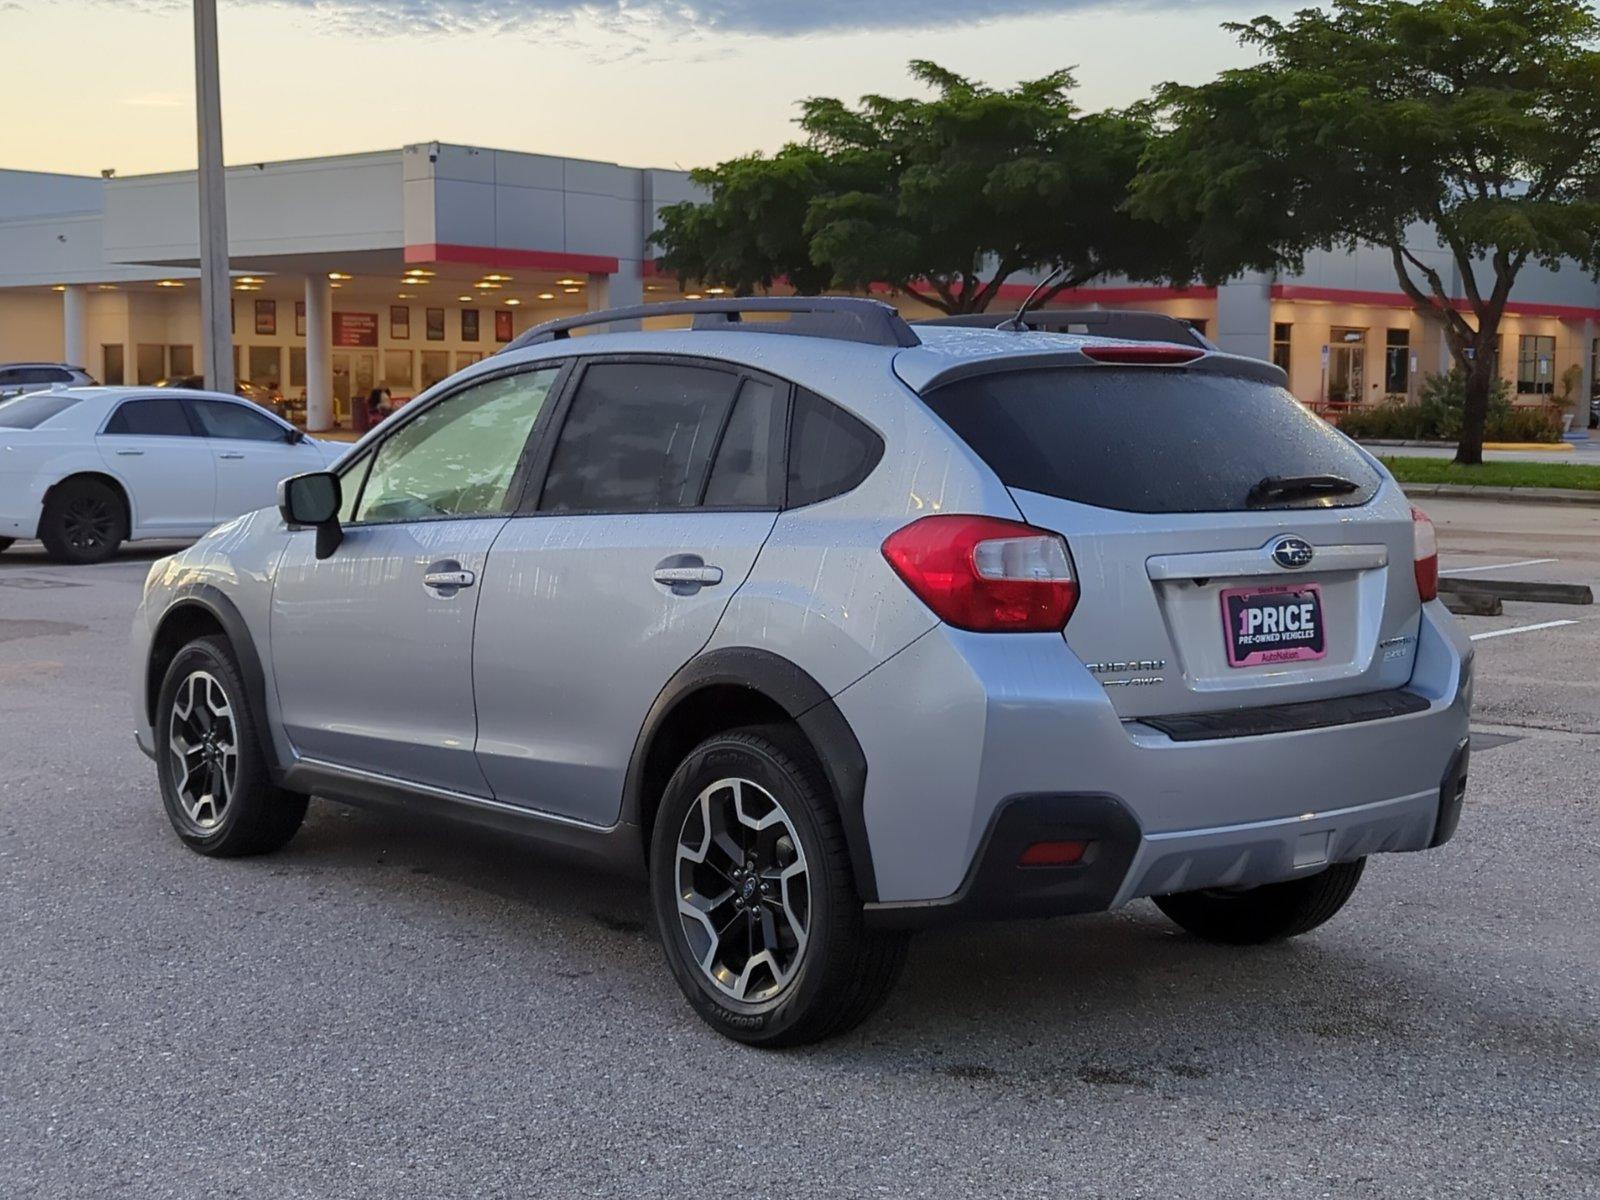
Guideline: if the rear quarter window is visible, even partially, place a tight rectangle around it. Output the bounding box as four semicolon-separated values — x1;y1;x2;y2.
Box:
921;367;1380;513
785;388;883;508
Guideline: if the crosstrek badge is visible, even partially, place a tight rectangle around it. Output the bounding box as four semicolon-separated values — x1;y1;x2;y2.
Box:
1221;583;1326;667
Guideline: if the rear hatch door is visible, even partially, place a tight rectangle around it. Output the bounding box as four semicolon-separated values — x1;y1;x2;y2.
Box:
919;359;1423;719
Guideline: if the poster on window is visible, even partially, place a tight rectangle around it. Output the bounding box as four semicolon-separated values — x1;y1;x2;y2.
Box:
425;307;445;341
494;309;513;343
390;305;410;340
332;311;379;347
461;308;480;343
254;299;276;336
295;300;306;337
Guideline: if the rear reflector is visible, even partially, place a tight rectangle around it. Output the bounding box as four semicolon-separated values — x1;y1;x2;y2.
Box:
1018;840;1089;867
1080;344;1205;365
881;514;1078;632
1411;505;1439;602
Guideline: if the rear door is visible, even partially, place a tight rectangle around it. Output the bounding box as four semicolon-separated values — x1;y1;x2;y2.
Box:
187;397;324;521
95;396;216;533
471;358;785;824
921;363;1421;719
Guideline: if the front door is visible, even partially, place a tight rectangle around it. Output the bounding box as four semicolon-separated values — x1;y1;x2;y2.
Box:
268;364;562;794
95;395;217;533
472;361;786;825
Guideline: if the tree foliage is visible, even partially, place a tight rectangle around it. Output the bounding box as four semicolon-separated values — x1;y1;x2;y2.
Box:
1132;0;1600;462
652;61;1187;313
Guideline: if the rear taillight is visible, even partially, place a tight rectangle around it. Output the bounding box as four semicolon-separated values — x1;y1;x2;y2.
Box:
881;514;1078;632
1411;505;1438;602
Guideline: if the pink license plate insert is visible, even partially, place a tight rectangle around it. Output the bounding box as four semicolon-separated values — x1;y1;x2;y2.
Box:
1221;583;1326;667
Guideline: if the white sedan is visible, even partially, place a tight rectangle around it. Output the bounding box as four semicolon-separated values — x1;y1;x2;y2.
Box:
0;387;342;563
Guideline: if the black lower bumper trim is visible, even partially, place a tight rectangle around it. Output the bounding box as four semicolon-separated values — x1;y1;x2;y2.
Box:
1431;737;1470;848
1140;688;1431;742
863;793;1141;929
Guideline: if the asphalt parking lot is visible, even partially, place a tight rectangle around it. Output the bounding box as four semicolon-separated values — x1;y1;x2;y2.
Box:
1;498;1596;1199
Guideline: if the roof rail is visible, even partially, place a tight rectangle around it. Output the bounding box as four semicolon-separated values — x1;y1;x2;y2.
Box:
506;296;922;351
915;308;1215;350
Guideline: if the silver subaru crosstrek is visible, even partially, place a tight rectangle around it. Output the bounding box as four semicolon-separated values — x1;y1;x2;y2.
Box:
131;298;1472;1046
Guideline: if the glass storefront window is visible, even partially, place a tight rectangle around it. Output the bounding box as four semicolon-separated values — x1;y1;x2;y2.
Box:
1384;329;1409;395
1272;322;1292;374
1516;334;1555;395
248;345;283;391
420;350;450;389
384;349;413;390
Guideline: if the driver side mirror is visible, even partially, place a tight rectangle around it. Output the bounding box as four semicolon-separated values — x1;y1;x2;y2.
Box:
278;471;344;559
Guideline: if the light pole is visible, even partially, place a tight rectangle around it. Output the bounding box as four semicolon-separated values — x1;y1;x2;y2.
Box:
193;0;234;393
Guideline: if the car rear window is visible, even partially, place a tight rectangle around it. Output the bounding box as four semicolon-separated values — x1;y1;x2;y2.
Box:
0;393;81;429
921;367;1380;513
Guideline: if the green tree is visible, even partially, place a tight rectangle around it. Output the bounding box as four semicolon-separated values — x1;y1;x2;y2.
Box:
1132;0;1600;464
652;61;1186;314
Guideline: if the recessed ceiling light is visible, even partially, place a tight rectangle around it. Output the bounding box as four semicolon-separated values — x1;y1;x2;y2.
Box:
482;273;512;283
404;268;435;277
555;277;583;286
458;295;473;302
705;287;727;295
644;283;665;292
156;280;184;288
50;284;66;292
504;298;521;306
473;281;501;290
327;272;352;281
96;284;117;291
538;292;555;300
561;286;581;294
684;292;703;300
397;292;416;299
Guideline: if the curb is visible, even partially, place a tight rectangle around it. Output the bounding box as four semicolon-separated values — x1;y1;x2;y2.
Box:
1400;482;1600;506
1360;439;1574;453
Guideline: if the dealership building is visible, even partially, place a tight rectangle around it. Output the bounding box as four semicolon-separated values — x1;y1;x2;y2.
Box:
1;141;1596;431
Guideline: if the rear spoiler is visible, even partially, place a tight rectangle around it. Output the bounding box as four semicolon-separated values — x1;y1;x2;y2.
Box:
915;308;1216;351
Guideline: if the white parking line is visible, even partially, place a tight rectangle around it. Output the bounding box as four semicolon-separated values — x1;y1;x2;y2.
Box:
1439;558;1558;577
1470;620;1579;642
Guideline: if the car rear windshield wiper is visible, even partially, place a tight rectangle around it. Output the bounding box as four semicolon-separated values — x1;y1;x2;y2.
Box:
1246;474;1361;506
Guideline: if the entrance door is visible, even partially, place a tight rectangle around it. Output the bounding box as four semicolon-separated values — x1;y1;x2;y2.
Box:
330;352;374;428
1328;327;1366;404
268;365;560;794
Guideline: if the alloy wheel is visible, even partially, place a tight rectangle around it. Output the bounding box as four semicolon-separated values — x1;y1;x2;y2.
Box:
674;777;810;1004
61;495;115;553
168;671;239;831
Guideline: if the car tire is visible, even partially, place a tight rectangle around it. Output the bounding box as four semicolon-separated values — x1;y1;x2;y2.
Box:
1153;858;1366;945
39;477;127;564
155;634;308;857
649;725;909;1047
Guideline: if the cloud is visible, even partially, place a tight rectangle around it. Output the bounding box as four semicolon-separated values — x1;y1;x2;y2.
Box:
248;0;1127;38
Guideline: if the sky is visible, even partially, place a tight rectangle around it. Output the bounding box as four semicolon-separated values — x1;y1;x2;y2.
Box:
0;0;1290;177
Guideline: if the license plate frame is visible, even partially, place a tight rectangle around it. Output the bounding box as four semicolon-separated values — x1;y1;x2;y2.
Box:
1221;582;1326;668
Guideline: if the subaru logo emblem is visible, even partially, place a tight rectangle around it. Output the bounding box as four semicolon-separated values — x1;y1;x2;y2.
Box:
1271;536;1315;569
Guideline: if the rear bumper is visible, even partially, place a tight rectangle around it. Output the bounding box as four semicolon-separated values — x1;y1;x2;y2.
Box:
865;737;1471;929
835;602;1472;911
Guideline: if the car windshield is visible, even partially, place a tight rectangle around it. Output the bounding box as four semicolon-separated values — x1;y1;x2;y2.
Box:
0;392;82;429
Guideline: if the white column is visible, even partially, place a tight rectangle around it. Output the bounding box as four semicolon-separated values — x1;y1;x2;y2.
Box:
1579;319;1595;421
62;285;88;368
588;260;644;330
304;274;333;432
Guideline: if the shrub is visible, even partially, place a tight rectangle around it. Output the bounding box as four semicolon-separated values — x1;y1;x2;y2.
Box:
1335;371;1558;442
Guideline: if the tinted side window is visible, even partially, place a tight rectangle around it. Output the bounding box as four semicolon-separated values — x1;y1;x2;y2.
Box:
704;377;785;508
785;388;882;507
539;362;739;513
190;399;287;442
103;398;194;437
355;367;559;523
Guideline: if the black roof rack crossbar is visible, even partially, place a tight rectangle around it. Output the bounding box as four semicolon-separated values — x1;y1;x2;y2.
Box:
506;296;921;351
915;308;1215;350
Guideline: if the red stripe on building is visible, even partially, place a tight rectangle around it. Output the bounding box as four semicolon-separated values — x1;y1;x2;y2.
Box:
1272;284;1600;322
406;243;620;275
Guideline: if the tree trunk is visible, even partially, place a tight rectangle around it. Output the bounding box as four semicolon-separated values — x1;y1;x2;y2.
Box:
1455;333;1498;466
